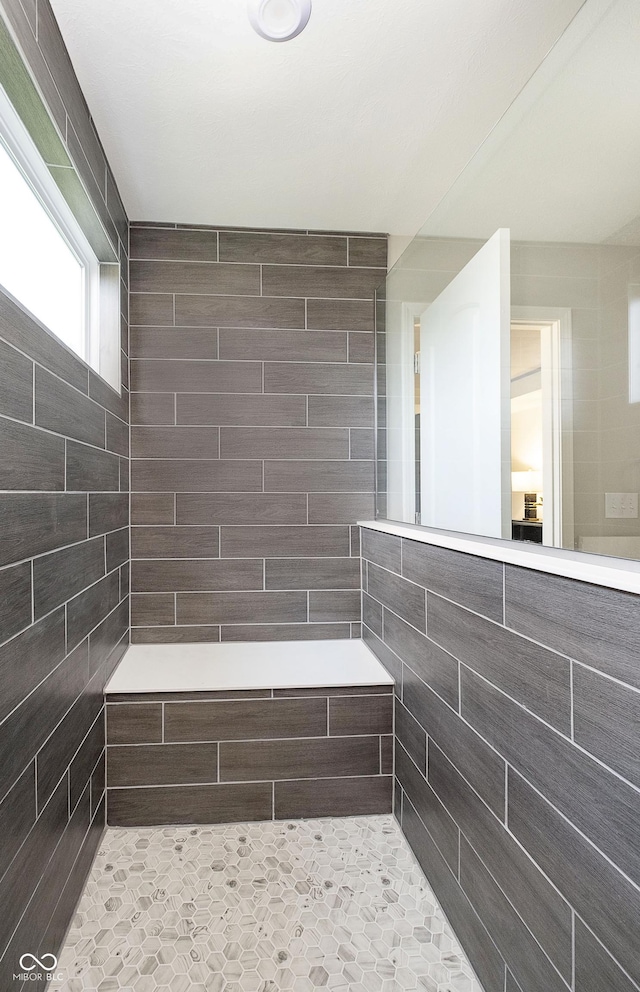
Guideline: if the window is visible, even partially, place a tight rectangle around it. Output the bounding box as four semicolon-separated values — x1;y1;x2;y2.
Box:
0;85;120;391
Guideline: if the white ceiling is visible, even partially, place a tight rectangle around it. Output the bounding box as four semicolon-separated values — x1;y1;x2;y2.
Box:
50;0;585;236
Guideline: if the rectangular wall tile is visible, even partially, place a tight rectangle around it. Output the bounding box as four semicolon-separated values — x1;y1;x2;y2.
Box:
131;259;259;295
0;337;32;422
66;440;120;491
275;776;392;818
132;459;262;493
0;417;65;490
176;591;307;625
220;736;381;781
107;703;163;744
219;427;349;459
131;326;218;360
177;392;306;427
107;782;273;826
131;493;175;525
396;742;459;872
309;590;361;622
177;492;307;525
131;426;220;459
403;539;504;623
175;294;305;328
329;694;393;736
367;563;426;631
0;493;87;567
220;231;347;265
264;362;373;395
218;327;347;363
264;460;373;492
384;608;458;708
0;561;32;643
33;536;105;619
132;526;220;559
131;559;263;592
307;298;374;331
164;697;327;743
262;264;383;299
265;557;360;589
221;525;349;558
131;227;218;261
131;359;262;394
108;743;219;786
35;366;105;448
572;663;640;788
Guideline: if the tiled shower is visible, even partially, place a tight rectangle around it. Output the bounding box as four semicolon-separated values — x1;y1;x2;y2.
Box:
0;3;639;992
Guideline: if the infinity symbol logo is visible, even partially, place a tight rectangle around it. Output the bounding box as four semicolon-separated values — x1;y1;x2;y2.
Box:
19;953;58;971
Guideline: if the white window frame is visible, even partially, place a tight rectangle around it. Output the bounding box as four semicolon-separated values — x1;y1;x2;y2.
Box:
0;83;120;392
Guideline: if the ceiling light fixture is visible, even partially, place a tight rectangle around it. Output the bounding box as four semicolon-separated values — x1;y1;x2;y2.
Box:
248;0;312;43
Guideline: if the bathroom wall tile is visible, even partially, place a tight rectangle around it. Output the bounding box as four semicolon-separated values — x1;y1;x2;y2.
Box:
176;590;307;625
107;703;163;744
349;426;374;457
0;416;65;490
221;525;349;558
459;838;567;992
403;668;505;817
33;536;105;619
220;622;351;641
108;743;219;787
131;259;259;295
131;593;176;626
328;694;393;736
131;358;262;393
428;594;571;734
131;625;221;644
132;458;262;492
130;326;218;360
367;563;426;631
509;769;640;988
107;782;273;826
89;492;129;535
131;558;263;592
362;592;383;637
219;426;349;459
35;366;105;448
262;264;384;299
0;337;32;422
307;298;375;331
461;666;640;885
177;492;307;525
384;609;459;709
88;600;128;677
395;699;426;773
0;776;69;958
308;394;374;427
265;557;361;589
348;237;388;268
362;625;403;685
362;528;402;572
396;742;459;872
309;590;361;622
68;713;104;810
219;327;348;363
106;528;129;571
0;763;36;883
220;230;347;265
105;412;129;456
307;492;375;523
0;608;66;725
0;493;87;567
131;493;175;525
164;697;327;743
574;920;638;992
573;663;640;787
264;460;373;492
348;332;375;364
66;439;120;491
220;736;381;781
130;226;218;261
264;361;373;395
430;744;573;980
0;560;31;644
132;525;220;559
401;797;506;992
177;392;306;427
403;540;504;622
130;391;175;425
0;637;89;803
275;775;392;818
505;565;640;690
66;571;120;650
175;293;305;328
130;292;173;326
131;426;220;459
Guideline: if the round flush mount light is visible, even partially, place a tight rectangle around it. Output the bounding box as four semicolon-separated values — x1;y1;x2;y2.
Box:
248;0;312;42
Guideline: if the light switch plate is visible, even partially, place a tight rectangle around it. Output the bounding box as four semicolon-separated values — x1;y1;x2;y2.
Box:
605;493;639;518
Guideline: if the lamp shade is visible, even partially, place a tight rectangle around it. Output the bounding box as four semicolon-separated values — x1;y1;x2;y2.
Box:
512;470;542;493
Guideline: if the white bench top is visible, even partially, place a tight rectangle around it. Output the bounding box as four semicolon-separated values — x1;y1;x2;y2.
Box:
105;639;394;694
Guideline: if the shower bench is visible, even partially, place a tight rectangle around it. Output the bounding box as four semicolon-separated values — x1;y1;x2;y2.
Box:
104;639;394;826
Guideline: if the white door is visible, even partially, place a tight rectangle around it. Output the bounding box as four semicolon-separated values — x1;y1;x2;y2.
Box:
420;228;511;538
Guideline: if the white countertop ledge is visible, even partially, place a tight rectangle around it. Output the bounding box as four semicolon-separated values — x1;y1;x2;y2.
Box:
358;520;640;596
105;639;394;695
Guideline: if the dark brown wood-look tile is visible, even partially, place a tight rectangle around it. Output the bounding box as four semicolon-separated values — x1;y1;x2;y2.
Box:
108;743;219;787
219;231;347;265
275;775;392;819
106;703;163;744
164;697;327;743
132;525;219;559
329;694;393;736
220;736;380;781
107;782;273;825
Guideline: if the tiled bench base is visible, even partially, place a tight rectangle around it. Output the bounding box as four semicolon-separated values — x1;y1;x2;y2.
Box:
106;685;393;824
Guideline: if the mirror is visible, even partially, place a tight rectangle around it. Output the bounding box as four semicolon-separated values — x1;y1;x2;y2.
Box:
377;0;640;561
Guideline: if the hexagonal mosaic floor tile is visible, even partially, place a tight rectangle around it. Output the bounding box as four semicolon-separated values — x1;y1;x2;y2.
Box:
51;815;483;992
